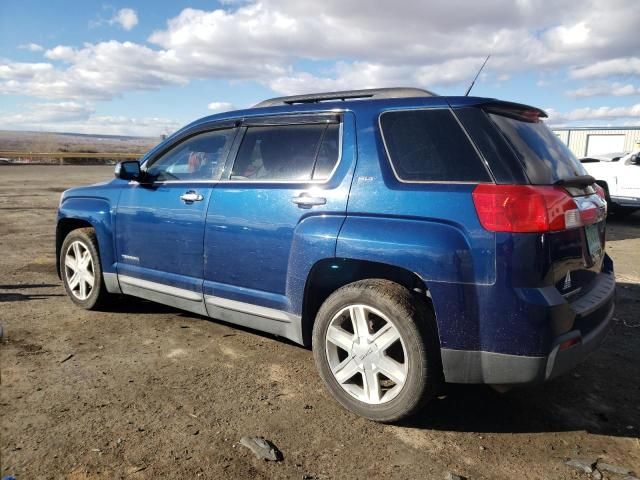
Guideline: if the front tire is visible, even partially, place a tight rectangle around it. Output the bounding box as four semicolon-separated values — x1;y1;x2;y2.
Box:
60;228;113;310
312;279;441;422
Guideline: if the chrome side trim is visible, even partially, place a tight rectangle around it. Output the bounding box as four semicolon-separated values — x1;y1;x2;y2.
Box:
118;275;202;302
120;282;208;317
204;295;298;323
103;272;122;294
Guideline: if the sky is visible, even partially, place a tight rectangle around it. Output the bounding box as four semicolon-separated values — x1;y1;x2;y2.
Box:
0;0;639;137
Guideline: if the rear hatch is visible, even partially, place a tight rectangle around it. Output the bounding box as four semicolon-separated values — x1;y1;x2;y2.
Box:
457;100;609;299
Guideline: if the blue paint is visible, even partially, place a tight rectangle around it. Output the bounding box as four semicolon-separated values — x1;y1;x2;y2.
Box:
57;93;615;366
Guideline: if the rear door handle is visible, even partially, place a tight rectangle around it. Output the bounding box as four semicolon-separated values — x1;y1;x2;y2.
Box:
291;193;326;208
180;191;204;203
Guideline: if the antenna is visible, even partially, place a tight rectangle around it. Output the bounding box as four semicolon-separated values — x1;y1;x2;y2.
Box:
464;55;491;96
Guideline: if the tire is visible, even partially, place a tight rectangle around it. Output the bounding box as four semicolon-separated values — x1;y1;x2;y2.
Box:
312;279;441;422
60;227;113;310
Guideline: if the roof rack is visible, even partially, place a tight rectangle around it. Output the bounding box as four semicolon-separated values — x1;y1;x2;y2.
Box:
253;87;437;108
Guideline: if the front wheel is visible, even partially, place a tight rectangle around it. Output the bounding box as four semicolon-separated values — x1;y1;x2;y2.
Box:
60;228;113;310
312;279;441;422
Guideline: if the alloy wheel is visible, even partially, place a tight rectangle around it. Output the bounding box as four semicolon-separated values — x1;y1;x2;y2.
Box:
325;304;408;404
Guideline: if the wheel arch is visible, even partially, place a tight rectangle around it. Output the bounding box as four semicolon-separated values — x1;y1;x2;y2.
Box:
56;218;95;278
301;258;435;347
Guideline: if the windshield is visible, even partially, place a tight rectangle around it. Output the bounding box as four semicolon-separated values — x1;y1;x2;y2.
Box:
488;112;588;184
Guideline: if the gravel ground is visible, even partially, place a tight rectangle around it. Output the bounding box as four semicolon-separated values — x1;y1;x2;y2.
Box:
1;165;639;480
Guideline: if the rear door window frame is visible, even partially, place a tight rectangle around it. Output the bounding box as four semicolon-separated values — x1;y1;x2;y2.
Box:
219;113;343;185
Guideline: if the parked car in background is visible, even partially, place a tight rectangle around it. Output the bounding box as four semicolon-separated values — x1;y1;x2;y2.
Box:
56;88;615;421
580;150;640;213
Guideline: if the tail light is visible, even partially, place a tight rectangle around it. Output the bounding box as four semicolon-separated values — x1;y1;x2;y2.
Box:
472;184;603;233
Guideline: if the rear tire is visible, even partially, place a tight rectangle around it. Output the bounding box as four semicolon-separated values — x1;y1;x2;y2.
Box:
60;228;114;310
312;279;441;422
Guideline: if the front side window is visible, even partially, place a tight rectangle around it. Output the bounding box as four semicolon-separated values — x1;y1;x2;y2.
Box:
230;122;340;182
146;128;237;182
380;109;491;182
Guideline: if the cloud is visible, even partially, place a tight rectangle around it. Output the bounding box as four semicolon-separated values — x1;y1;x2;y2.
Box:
569;57;640;79
546;103;640;125
567;82;640;98
0;101;178;136
266;58;482;95
1;0;639;113
1;41;188;100
207;101;234;112
111;8;139;31
18;43;44;52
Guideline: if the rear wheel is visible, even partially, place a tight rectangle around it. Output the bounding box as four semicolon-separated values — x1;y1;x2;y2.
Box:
60;228;113;310
312;279;441;422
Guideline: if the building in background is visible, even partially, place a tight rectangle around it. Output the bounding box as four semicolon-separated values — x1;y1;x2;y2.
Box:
552;126;640;158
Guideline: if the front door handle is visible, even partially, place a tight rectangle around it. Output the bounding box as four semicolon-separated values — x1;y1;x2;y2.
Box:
291;193;326;208
180;191;204;203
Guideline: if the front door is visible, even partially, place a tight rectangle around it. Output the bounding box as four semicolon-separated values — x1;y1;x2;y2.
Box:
115;126;237;314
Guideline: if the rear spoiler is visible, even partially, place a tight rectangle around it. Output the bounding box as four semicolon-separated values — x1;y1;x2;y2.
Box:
481;101;548;122
447;97;548;121
554;175;597;188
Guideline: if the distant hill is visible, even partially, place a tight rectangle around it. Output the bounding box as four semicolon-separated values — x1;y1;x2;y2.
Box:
0;130;161;165
0;129;160;153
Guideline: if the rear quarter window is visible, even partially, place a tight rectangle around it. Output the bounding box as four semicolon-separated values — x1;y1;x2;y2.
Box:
380;109;491;182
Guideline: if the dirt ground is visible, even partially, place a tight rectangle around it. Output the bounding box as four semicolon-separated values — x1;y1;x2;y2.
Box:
1;165;639;480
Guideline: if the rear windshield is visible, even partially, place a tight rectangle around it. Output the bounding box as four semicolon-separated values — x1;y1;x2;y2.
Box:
488;113;587;184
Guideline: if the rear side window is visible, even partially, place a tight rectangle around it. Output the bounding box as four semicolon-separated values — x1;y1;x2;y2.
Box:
380;109;491;182
230;122;340;182
488;113;588;184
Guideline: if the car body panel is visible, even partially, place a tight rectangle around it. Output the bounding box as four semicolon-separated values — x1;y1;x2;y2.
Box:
56;93;616;385
202;113;357;329
57;183;122;276
115;181;213;295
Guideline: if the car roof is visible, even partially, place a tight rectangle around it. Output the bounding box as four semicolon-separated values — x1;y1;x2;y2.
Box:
181;88;545;132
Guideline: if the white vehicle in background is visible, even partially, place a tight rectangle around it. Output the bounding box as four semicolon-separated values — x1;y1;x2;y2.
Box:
580;150;640;213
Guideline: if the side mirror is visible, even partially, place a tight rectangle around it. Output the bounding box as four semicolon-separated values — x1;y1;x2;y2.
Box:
115;160;141;181
631;154;640;165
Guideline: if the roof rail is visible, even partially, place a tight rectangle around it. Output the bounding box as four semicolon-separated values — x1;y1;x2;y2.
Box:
253;87;437;108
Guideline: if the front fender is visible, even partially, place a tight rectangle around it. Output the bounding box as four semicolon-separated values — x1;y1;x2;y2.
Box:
57;196;117;274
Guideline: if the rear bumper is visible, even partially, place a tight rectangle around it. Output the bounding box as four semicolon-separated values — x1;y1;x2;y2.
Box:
441;271;615;384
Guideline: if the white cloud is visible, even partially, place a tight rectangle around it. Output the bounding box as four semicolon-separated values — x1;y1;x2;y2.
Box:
567;82;640;98
111;8;139;31
547;103;640;125
1;0;639;127
0;101;178;136
207;101;234;112
569;57;640;79
19;43;44;52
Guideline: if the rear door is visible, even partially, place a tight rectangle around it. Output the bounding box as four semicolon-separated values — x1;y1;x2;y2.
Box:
115;125;237;313
202;113;351;328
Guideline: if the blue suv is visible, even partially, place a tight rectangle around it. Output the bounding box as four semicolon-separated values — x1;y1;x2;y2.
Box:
57;88;615;421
